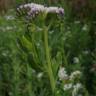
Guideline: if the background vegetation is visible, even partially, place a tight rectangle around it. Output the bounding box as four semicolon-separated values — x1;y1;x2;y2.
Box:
0;0;96;96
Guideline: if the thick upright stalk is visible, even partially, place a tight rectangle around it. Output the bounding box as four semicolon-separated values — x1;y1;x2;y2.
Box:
43;27;56;94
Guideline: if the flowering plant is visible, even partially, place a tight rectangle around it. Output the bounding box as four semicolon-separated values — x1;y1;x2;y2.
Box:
57;67;88;96
16;3;88;96
16;3;64;95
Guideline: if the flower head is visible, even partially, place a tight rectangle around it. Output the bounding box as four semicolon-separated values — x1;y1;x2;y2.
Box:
64;83;73;91
58;67;68;80
17;3;64;18
70;71;81;80
72;83;82;96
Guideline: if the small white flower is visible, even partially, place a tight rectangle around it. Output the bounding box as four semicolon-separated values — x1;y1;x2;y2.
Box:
17;3;64;18
37;72;43;79
74;21;80;24
58;67;68;80
5;15;15;20
73;83;82;89
82;50;89;55
64;83;72;91
82;24;88;31
6;26;13;30
70;71;81;80
73;57;79;64
72;83;82;96
32;69;36;73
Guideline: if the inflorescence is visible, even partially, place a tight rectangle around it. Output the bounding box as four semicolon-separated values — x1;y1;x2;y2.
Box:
17;3;64;18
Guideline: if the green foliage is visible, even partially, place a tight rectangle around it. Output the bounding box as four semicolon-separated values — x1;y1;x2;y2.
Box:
0;0;96;96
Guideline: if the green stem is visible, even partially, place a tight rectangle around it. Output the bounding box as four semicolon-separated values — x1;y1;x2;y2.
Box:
63;48;68;67
43;26;56;94
60;23;68;67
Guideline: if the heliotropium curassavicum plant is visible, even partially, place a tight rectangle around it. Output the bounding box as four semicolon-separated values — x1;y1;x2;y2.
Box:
17;3;64;95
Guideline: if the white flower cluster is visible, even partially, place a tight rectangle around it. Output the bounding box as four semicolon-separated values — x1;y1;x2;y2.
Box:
37;72;43;79
58;67;68;80
58;67;82;95
70;71;81;80
17;3;64;17
73;57;80;64
63;83;72;91
63;83;82;94
58;67;81;81
72;83;82;96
